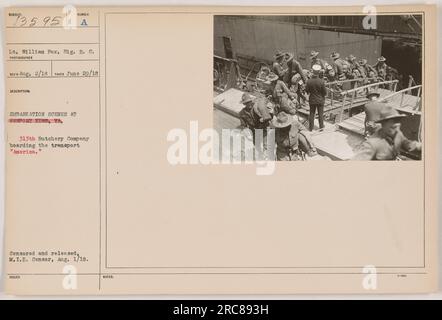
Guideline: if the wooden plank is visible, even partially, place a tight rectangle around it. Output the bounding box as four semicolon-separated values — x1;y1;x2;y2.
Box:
338;122;365;136
339;118;364;129
213;108;241;132
213;88;255;118
310;129;365;160
345;118;364;126
353;113;366;121
337;111;366;136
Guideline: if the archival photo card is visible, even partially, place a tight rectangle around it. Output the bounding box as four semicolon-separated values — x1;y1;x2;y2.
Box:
2;5;437;295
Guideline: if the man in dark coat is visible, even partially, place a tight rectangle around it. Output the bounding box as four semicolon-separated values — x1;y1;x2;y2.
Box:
305;64;327;131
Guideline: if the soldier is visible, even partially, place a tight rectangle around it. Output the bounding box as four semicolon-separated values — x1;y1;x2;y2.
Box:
302;68;313;80
345;55;364;88
239;93;258;130
269;75;298;115
283;52;307;85
367;70;381;84
351;68;362;80
272;50;288;81
372;56;388;78
272;50;305;85
372;56;399;80
338;63;353;81
310;50;328;70
324;65;336;81
358;59;377;79
238;93;272;132
330;52;348;76
349;55;365;82
373;56;399;90
310;50;331;80
239;93;273;154
290;73;307;104
352;105;422;160
271;111;318;160
346;54;360;71
363;91;382;137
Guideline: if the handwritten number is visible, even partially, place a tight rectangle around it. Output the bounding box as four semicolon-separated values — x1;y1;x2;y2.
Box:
17;16;27;27
51;16;62;26
29;17;38;27
43;16;51;26
13;15;62;27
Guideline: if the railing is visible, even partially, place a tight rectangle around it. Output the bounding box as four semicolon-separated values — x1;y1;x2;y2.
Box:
325;77;377;88
342;79;399;95
379;84;422;113
379;84;422;142
407;75;418;88
335;80;399;123
326;79;398;110
213;55;242;92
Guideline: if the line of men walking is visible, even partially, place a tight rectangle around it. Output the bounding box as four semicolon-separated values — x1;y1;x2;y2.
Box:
309;50;398;83
269;50;400;131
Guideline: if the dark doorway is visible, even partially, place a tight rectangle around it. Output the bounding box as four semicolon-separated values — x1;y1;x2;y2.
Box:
381;39;422;89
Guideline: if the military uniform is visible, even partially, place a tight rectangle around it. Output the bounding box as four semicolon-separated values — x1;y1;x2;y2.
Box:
310;57;325;69
272;61;287;80
348;60;359;71
239;95;272;130
273;80;295;101
311;58;329;80
238;106;256;130
353;128;421;160
290;74;307;104
359;59;377;78
283;57;306;84
372;61;388;79
253;97;272;127
273;114;315;161
372;56;399;81
271;79;297;115
273;51;307;85
239;94;273;156
331;58;349;76
363;97;383;136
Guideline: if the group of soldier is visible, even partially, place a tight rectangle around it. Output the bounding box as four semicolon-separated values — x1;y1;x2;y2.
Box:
270;49;398;92
308;50;398;83
237;49;421;161
268;49;399;111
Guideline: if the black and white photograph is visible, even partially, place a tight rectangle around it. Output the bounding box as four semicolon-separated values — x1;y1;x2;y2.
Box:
213;15;423;161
